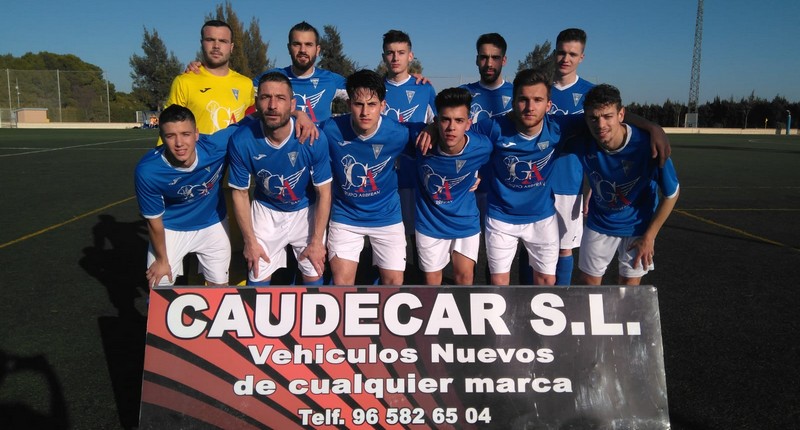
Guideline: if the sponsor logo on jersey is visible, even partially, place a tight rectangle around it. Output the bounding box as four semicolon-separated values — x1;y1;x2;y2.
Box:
340;154;391;194
384;104;419;123
502;151;553;186
296;90;325;122
257;167;306;203
422;165;471;202
590;171;639;208
200;88;212;93
176;164;224;200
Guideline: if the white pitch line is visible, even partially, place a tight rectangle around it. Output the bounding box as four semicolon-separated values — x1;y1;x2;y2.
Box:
0;138;151;157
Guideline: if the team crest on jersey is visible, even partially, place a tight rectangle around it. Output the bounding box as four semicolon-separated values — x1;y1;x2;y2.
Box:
176;164;224;200
502;95;511;109
572;93;583;107
310;78;320;88
422;165;471;202
503;151;553;186
455;159;467;174
288;151;298;167
232;89;240;100
590;172;639;208
340;154;391;194
537;141;550;151
622;160;636;176
257;168;306;203
372;144;384;159
405;90;415;104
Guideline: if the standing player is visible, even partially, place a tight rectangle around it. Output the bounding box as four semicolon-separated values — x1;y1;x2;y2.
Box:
548;28;596;285
227;73;332;286
414;88;491;285
380;29;437;274
135;105;245;287
319;70;422;286
459;33;514;122
573;84;679;285
252;21;347;123
165;20;254;136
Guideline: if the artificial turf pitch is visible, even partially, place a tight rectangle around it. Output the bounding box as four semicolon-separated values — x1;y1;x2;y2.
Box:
0;128;798;429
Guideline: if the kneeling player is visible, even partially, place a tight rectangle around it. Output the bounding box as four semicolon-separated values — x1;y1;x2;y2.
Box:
135;105;242;287
414;88;491;285
575;84;680;285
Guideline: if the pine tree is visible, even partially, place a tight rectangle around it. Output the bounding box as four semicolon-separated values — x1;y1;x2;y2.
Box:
129;27;182;111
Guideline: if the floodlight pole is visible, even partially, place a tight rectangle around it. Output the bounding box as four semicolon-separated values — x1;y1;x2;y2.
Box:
105;72;111;123
57;70;63;122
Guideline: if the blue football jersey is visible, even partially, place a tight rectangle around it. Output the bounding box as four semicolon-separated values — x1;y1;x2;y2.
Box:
549;76;595;195
414;132;492;239
320;116;420;227
459;80;514;123
134;127;238;231
383;76;437;190
227;118;332;212
575;124;680;236
253;66;346;123
472;115;567;224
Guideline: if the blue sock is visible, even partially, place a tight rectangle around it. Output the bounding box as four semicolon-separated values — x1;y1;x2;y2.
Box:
555;255;574;286
303;277;324;286
247;279;271;286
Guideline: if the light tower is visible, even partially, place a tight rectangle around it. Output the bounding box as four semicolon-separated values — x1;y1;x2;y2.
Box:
686;0;704;127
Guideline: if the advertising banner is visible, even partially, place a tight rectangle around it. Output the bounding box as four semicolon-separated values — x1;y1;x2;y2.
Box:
139;286;669;429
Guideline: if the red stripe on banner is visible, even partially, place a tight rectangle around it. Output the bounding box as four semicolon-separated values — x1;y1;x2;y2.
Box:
141;380;262;430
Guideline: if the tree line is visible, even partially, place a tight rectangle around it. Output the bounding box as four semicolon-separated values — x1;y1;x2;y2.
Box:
2;1;798;127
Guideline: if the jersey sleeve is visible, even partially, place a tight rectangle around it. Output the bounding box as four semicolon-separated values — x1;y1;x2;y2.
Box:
310;133;333;186
226;131;252;190
657;158;680;199
134;164;165;219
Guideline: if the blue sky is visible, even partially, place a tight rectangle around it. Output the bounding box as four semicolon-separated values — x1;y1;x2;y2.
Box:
2;0;799;104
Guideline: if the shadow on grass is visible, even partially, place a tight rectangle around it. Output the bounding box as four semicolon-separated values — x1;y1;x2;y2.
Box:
79;214;149;429
0;351;69;430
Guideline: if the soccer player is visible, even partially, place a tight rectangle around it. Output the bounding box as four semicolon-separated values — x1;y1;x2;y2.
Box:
459;33;514;122
469;69;671;286
573;84;679;285
380;29;437;274
414;88;491;285
135;105;244;287
227;73;332;286
319;69;422;285
165;20;254;135
548;28;596;285
252;21;347;123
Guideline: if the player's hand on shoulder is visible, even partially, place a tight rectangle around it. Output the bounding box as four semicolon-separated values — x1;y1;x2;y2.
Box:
185;61;203;75
293;110;319;145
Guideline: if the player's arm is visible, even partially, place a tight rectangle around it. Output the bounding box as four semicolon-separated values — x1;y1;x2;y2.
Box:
145;217;172;288
231;187;270;278
625;113;672;167
291;110;319;144
628;187;680;269
299;181;331;277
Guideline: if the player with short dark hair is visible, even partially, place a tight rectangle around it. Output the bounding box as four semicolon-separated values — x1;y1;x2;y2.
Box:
252;21;347;123
319;69;423;285
227;72;332;286
573;84;680;285
548;27;596;285
135;105;248;287
414;87;491;285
